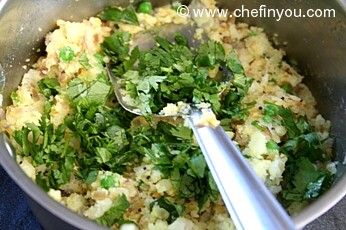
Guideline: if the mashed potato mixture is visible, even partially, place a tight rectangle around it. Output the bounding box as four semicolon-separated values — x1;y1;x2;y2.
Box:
0;1;335;229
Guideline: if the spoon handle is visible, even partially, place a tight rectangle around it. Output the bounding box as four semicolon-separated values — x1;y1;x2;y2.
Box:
188;118;296;230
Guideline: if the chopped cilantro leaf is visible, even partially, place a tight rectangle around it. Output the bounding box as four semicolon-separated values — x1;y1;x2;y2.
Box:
37;78;60;99
96;147;112;164
150;197;183;224
66;102;135;178
13;119;77;190
170;126;192;140
99;6;139;25
97;194;130;227
79;53;92;68
85;171;98;184
188;154;206;178
131;121;219;207
195;40;225;67
282;158;331;202
102;33;252;116
281;132;325;162
260;102;335;204
66;78;88;100
83;81;111;105
102;31;131;62
226;50;245;75
263;102;301;138
67;78;111;107
101;31;133;75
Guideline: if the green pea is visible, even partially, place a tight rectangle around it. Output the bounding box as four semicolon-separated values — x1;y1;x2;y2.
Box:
59;46;75;62
138;1;153;14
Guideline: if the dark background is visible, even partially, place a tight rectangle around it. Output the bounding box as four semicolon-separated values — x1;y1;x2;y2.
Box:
0;166;42;230
1;165;345;230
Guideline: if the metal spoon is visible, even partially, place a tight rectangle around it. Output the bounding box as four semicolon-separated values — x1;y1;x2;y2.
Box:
106;10;295;230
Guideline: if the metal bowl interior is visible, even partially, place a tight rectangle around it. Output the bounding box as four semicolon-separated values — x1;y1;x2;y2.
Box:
0;0;345;229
